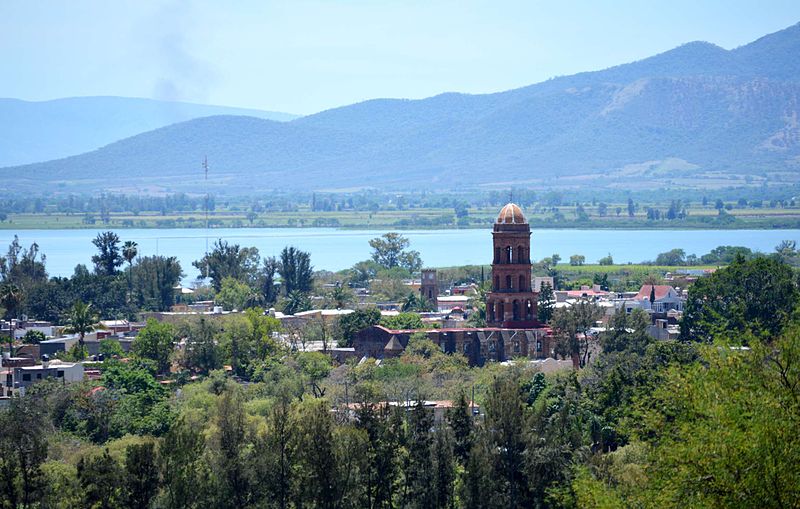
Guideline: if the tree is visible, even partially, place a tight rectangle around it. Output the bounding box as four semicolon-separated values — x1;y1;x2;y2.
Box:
552;299;603;368
64;300;100;356
551;254;561;266
775;239;798;263
569;254;585;266
537;282;555;323
78;449;123;509
655;248;686;266
593;273;610;291
0;282;22;354
337;307;381;347
282;290;311;316
401;292;432;313
99;338;124;358
181;318;220;373
132;319;176;374
278;246;314;295
380;312;425;330
627;198;635;217
0;393;49;508
193;239;260;290
449;392;473;466
259;256;280;306
0;282;22;320
349;260;380;286
484;374;530;507
216;277;253;311
291;397;339;508
369;233;423;272
130;255;183;311
22;329;46;344
327;284;354;309
124;442;159;509
406;400;436;509
622;325;800;507
122;240;138;299
598;254;613;265
680;255;798;343
92;231;124;276
699;245;754;264
159;416;210;509
209;388;250;508
0;236;47;290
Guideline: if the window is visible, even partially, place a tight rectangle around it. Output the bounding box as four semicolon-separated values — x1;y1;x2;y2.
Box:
463;343;469;353
513;341;520;353
536;340;542;352
36;373;42;379
22;373;31;382
57;371;64;378
5;374;11;386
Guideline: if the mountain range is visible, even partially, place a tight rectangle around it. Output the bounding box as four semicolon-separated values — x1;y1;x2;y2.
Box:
5;22;800;194
0;96;298;167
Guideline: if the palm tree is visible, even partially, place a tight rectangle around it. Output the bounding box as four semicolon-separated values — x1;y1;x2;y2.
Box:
0;283;22;356
64;300;100;357
122;241;138;302
283;290;311;316
330;284;353;309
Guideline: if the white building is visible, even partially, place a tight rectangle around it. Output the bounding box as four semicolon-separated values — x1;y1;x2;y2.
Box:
8;360;84;396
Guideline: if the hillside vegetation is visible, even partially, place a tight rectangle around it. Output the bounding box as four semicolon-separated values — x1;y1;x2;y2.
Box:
6;24;800;194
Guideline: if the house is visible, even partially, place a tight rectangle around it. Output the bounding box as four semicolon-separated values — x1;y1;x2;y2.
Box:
0;319;56;340
647;318;680;340
435;295;471;313
7;360;84;396
634;285;684;313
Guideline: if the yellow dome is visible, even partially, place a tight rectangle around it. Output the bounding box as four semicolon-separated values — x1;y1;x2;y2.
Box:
496;203;527;224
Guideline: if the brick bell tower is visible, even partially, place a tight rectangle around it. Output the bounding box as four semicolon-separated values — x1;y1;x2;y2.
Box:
486;203;538;328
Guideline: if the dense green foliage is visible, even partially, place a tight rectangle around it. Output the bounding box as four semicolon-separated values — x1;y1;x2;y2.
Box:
680;255;799;342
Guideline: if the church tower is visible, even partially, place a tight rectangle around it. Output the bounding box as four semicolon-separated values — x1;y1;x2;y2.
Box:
420;268;438;309
486;203;538;328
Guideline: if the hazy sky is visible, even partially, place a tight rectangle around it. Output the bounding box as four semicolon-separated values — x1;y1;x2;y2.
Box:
3;1;800;114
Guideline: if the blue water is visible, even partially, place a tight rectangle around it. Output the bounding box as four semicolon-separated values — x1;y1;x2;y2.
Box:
2;228;798;281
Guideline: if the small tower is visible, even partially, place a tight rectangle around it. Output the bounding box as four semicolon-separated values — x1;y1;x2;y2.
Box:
420;269;438;309
486;203;538;328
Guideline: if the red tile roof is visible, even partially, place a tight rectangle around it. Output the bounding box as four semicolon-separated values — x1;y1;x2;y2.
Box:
635;285;676;301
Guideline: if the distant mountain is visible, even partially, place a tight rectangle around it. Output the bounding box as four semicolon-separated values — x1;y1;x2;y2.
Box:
0;96;298;166
6;23;800;194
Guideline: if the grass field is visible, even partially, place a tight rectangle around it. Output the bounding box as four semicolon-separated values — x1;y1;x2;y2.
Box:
3;204;800;230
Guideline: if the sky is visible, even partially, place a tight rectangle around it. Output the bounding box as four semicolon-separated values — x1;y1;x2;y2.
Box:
3;1;800;115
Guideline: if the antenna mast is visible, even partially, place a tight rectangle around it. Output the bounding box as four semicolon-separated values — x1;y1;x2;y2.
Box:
203;156;210;277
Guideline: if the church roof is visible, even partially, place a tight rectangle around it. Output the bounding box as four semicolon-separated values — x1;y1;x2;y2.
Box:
496;203;527;225
384;335;405;351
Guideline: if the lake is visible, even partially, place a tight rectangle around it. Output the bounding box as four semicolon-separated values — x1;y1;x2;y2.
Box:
2;228;798;281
